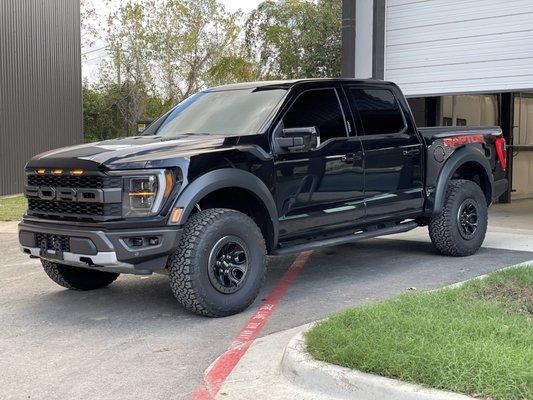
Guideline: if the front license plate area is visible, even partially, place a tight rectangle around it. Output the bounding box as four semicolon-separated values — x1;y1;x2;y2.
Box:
39;238;64;261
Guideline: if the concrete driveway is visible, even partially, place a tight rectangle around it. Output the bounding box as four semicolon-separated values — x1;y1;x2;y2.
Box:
1;200;532;400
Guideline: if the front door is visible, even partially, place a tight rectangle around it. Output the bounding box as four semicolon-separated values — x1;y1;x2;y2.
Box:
344;85;424;221
274;86;365;240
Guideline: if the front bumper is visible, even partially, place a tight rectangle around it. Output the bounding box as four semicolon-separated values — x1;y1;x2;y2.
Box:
18;220;182;275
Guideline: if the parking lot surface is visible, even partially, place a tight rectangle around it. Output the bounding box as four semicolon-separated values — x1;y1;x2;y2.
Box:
1;201;532;400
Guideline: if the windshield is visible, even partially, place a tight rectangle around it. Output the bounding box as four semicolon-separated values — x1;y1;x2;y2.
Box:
149;88;287;137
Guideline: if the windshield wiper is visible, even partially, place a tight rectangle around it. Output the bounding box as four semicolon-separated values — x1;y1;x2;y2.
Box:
159;132;213;141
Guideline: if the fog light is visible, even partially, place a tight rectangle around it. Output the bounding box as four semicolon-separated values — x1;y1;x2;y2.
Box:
148;237;159;246
130;237;144;247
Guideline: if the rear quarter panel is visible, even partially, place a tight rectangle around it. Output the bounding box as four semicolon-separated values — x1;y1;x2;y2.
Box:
419;126;505;215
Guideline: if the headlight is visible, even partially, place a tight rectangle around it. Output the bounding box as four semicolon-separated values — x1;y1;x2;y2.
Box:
117;170;175;218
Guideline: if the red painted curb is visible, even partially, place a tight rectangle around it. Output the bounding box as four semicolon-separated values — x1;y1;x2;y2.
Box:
188;250;313;400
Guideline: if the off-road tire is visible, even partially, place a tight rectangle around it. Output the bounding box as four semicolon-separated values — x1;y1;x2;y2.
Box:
168;208;267;317
429;179;488;256
42;260;120;290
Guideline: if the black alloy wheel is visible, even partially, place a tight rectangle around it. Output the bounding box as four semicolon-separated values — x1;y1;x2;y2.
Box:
208;235;250;294
457;199;479;240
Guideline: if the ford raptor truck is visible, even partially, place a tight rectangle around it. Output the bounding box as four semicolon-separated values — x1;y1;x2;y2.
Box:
19;79;509;317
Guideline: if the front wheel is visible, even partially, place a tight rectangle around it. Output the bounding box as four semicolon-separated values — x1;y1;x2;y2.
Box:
168;208;267;317
429;179;488;256
42;260;120;290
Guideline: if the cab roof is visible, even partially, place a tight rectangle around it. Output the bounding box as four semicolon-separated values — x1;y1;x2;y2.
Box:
205;78;395;92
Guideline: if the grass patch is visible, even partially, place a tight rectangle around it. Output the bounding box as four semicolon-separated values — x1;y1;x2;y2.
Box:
0;195;27;221
306;266;533;400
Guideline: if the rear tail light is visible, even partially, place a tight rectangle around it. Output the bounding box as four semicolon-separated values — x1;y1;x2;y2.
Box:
495;137;507;171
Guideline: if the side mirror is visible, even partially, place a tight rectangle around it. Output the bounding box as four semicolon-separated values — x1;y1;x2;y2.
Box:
276;127;318;152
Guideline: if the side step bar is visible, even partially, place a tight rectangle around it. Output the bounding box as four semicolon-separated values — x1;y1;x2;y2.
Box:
272;221;419;256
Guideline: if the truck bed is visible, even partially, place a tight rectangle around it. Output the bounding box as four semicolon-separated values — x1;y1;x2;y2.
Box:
418;126;502;141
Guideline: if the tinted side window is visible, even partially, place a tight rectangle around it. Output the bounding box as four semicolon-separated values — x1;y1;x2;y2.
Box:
283;89;347;143
348;88;406;135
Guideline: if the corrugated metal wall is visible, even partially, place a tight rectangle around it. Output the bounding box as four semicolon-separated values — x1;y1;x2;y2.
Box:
0;0;83;195
385;0;533;97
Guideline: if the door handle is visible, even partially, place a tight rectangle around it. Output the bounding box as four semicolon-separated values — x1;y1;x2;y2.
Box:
341;152;362;164
403;148;420;156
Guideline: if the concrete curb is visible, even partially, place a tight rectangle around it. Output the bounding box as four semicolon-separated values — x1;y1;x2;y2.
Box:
282;331;475;400
446;258;533;289
281;260;533;400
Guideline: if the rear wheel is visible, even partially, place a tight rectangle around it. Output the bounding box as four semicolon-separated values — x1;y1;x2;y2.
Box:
429;179;488;256
168;208;266;317
42;260;120;290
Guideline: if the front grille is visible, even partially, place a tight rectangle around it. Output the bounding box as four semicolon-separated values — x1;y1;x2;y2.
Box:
25;172;123;222
27;175;121;189
28;198;115;216
35;233;70;252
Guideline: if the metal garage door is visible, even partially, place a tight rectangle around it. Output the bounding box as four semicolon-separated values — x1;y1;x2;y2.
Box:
385;0;533;97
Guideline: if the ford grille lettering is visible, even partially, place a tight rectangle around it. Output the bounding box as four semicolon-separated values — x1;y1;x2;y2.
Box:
25;186;105;203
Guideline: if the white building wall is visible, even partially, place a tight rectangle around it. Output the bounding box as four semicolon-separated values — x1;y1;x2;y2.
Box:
354;0;374;79
385;0;533;97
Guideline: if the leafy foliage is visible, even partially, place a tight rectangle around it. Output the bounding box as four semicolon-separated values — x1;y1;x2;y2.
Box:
207;56;261;86
245;0;341;79
146;0;243;101
81;0;342;141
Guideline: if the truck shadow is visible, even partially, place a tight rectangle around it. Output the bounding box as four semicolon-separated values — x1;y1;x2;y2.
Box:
18;238;533;329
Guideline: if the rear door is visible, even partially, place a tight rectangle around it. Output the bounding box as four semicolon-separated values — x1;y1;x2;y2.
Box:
273;84;365;239
343;84;424;221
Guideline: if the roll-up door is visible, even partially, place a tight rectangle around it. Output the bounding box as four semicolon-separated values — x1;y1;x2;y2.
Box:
385;0;533;96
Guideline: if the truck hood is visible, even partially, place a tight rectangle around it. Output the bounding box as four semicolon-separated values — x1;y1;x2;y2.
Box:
26;134;234;170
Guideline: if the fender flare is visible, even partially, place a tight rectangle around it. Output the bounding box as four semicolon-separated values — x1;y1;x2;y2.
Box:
172;168;279;247
432;146;493;215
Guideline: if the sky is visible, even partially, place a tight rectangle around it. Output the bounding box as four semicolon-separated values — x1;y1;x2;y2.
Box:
82;0;263;82
221;0;262;13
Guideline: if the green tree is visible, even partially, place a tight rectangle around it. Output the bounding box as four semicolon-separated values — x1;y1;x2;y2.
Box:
244;0;342;79
207;55;261;86
82;84;126;142
82;86;107;142
146;0;243;103
99;1;155;136
91;0;250;139
80;0;343;142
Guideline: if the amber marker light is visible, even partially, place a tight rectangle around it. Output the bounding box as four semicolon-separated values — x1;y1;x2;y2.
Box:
164;171;174;198
36;168;46;175
129;192;156;197
71;169;84;176
52;169;63;175
170;207;183;223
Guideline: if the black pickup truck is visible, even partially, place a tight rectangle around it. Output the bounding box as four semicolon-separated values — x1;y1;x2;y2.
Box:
19;79;508;317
